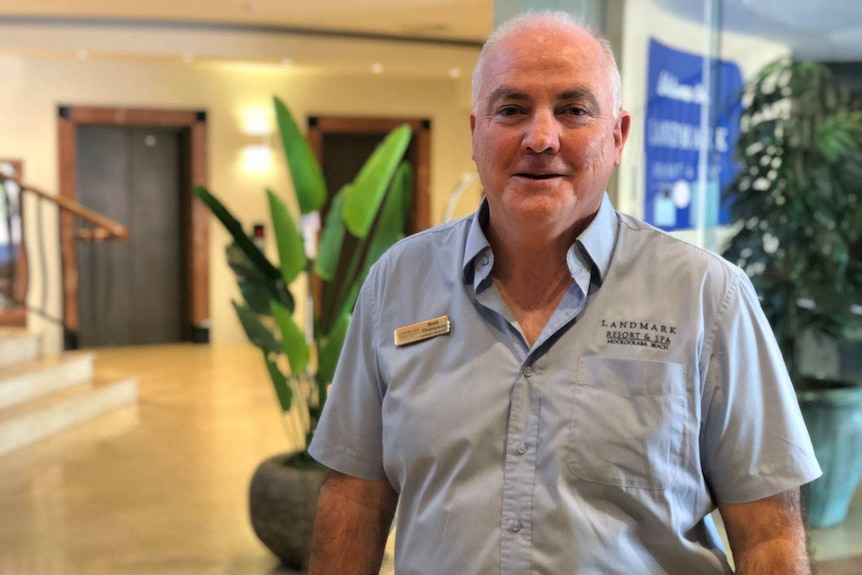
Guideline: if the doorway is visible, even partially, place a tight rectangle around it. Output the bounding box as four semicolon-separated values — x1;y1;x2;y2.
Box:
58;106;209;350
307;116;431;235
305;116;432;316
75;126;184;347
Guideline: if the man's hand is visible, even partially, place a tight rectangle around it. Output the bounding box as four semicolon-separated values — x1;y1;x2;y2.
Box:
718;488;811;574
308;469;399;575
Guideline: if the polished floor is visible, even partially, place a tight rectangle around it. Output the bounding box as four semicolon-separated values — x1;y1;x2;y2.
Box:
0;344;859;574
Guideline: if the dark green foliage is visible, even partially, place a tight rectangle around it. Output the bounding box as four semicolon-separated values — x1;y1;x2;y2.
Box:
723;58;862;381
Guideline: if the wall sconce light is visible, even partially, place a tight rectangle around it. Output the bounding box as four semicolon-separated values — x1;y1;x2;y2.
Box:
241;110;275;173
242;144;275;173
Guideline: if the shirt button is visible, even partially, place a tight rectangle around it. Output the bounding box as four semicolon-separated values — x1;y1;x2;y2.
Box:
481;255;490;266
523;366;534;377
516;443;528;455
510;520;522;532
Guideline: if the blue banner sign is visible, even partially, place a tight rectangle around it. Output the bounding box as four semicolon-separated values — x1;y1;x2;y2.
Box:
644;38;743;231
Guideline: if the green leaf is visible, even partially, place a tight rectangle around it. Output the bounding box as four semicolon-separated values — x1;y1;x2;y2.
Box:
263;351;292;412
318;312;350;385
342;124;412;237
232;300;281;355
273;97;326;214
366;160;412;264
227;242;292;314
238;279;274;315
314;186;348;281
271;300;310;375
267;189;307;284
195;186;281;281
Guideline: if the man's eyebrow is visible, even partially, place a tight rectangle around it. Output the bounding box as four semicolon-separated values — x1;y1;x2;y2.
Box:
558;88;600;109
485;86;603;111
486;86;528;105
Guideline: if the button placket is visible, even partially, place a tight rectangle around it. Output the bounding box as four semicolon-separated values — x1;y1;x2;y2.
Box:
499;364;537;575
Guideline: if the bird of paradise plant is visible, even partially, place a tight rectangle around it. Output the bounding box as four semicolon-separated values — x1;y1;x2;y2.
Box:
195;96;412;458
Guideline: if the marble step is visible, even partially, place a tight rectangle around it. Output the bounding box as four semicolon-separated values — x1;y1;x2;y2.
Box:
0;328;41;369
0;352;94;410
0;375;138;457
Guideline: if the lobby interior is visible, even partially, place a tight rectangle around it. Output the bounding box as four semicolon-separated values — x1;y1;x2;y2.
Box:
1;0;861;573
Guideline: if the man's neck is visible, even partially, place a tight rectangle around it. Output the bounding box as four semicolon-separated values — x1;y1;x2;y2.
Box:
485;221;581;346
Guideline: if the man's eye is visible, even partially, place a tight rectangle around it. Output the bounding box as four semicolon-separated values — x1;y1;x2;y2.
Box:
497;107;521;116
563;107;587;116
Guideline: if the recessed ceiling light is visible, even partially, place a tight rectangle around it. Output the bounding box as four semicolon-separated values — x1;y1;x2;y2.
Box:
281;58;293;67
371;63;384;75
448;67;461;79
77;49;89;60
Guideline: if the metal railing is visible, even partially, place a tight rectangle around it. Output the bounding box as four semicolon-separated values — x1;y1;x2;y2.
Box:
0;174;128;339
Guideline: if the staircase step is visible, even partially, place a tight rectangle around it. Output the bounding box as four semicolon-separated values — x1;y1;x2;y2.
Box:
0;352;94;410
0;328;41;369
0;376;138;457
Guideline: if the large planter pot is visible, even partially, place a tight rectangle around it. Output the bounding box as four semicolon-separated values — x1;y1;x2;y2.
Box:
797;378;862;528
249;453;326;571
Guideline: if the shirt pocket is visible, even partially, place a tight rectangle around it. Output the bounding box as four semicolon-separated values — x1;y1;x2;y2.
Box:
568;356;687;490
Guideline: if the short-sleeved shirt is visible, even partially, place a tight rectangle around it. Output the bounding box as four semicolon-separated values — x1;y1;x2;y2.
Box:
308;194;821;575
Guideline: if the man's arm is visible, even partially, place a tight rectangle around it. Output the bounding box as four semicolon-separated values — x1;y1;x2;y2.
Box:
718;488;811;575
308;468;399;575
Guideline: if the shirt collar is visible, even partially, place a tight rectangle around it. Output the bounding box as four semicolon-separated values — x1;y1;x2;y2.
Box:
462;199;493;287
461;193;618;287
574;193;618;287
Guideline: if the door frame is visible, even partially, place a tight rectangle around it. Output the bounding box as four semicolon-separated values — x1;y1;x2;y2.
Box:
306;116;432;234
57;106;209;349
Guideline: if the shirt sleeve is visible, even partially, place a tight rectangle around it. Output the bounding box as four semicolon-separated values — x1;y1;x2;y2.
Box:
307;267;389;481
700;267;822;503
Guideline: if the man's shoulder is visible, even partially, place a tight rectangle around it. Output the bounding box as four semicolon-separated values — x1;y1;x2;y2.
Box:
378;214;473;264
365;213;474;285
614;210;744;279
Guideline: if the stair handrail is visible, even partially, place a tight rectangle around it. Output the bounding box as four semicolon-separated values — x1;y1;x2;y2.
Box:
0;174;129;241
0;173;130;338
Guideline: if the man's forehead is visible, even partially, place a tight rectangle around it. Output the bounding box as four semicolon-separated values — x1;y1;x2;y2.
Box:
482;27;605;79
487;85;598;105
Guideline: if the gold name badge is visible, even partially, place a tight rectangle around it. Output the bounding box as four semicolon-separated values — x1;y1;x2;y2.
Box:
394;315;451;347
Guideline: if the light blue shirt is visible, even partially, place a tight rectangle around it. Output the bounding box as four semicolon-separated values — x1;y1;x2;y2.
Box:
309;194;821;575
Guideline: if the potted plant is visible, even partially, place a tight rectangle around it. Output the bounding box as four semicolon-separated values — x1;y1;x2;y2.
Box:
195;96;413;568
722;57;862;528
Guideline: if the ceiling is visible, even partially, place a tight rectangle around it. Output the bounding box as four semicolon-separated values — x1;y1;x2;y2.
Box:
653;0;862;61
0;0;492;43
0;0;859;70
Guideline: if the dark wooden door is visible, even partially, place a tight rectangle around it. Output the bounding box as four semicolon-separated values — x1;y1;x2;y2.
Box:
76;126;185;347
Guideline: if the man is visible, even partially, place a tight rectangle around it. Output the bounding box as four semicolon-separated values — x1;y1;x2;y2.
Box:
308;11;821;575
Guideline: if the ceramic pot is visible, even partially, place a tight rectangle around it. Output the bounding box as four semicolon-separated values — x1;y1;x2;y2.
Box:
797;378;862;528
249;453;326;570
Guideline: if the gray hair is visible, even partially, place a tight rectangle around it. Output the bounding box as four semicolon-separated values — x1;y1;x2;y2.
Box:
471;10;623;114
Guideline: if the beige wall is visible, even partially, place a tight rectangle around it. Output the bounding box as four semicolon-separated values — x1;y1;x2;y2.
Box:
0;49;479;352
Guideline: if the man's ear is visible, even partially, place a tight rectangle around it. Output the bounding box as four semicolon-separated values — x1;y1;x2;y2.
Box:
470;113;477;135
614;111;631;167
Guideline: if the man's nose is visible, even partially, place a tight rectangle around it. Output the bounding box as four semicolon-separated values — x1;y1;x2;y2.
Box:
523;111;561;154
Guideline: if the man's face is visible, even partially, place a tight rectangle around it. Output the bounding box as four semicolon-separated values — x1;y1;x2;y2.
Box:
470;23;630;235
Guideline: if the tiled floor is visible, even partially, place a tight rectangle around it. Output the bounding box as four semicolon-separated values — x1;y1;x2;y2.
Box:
0;344;858;574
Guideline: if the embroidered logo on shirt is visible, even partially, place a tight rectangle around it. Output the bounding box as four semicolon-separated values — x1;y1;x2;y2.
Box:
601;319;677;351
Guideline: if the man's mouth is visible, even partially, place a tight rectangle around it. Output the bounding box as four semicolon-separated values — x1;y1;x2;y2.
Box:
515;173;563;180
